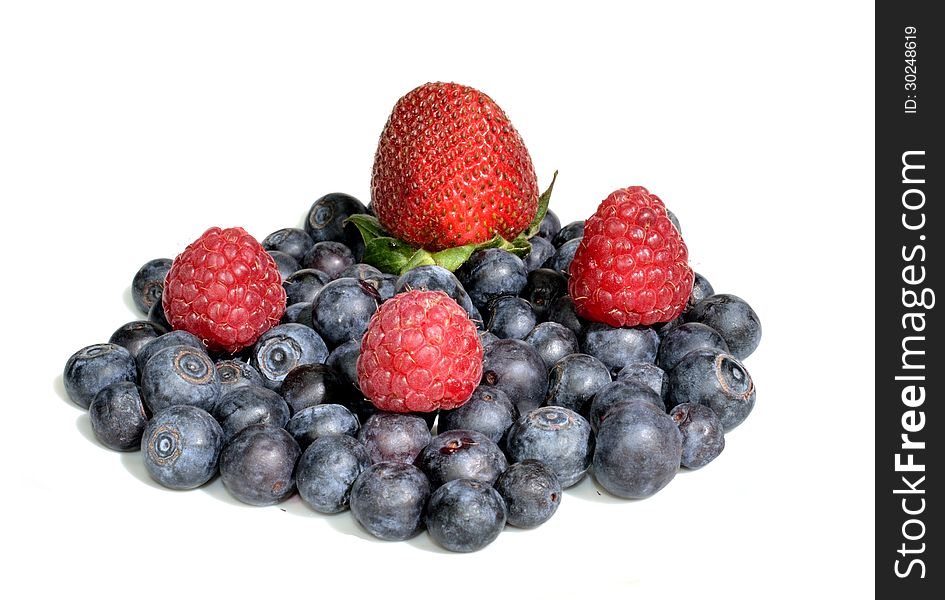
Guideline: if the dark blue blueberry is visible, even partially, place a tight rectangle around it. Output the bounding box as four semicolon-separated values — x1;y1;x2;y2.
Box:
396;265;482;327
215;359;265;392
64;343;137;409
350;461;430;541
686;294;762;359
136;330;206;374
286;403;360;450
546;295;588;338
670;403;725;469
338;263;382;280
267;250;300;281
147;297;171;330
589;379;665;433
479;331;500;348
552;221;585;248
537;209;561;241
543;237;581;274
688;272;714;309
486;296;536;340
438;386;518;446
657;322;729;371
358;412;432;464
666;208;681;234
665;349;755;432
301;241;355;279
505;406;594;488
325;339;360;387
212;385;290;442
544;353;611;416
262;227;315;262
581;323;659;376
250;323;329;389
283;269;331;305
304;192;368;250
616;362;666;395
480;339;550;415
425;479;506;553
281;302;315;328
109;320;167;360
524;236;556;272
220;424;301;506
521;268;568;321
296;434;371;514
131;258;172;314
310;277;380;348
279;363;350;414
142;405;224;490
494;460;561;529
414;429;508;489
140;345;222;414
88;381;148;451
593;401;682;498
524;322;579;369
457;248;528;312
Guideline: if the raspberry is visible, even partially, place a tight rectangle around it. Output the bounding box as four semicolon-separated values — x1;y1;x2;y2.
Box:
568;187;693;327
163;227;286;353
357;290;483;413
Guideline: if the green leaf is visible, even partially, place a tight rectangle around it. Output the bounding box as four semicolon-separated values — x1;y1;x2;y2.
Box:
524;170;559;238
345;214;388;243
362;237;416;274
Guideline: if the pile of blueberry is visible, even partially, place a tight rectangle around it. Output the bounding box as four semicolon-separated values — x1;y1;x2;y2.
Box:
63;192;761;553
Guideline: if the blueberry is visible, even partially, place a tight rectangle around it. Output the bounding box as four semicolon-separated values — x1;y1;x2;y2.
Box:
414;429;508;489
552;221;584;248
220;424;301;506
281;302;315;328
537;209;561;241
546;295;587;338
521;268;568;320
396;265;482;327
670;403;725;469
215;359;265;392
131;258;172;314
486;296;536;340
589;379;665;433
524;322;579;369
109;321;167;359
140;345;222;414
582;323;659;376
283;269;331;305
267;250;300;281
688;272;714;309
505;406;594;488
325;339;360;387
479;331;500;348
136;330;206;374
524;236;556;272
262;227;315;262
250;323;329;389
305;192;368;249
311;277;380;348
686;294;762;359
425;479;506;553
286;403;360;450
480;339;550;415
657;322;730;371
544;353;611;416
494;460;562;529
212;385;290;442
301;241;355;279
358;412;432;464
338;263;382;280
616;362;666;395
279;363;351;414
665;349;756;432
63;343;137;409
141;405;224;490
592;401;682;499
147;297;172;330
543;237;581;274
88;381;148;451
666;208;682;234
296;435;371;514
457;248;527;312
438;386;518;446
350;462;430;541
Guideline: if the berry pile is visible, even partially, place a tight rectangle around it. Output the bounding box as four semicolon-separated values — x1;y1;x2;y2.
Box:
63;81;762;553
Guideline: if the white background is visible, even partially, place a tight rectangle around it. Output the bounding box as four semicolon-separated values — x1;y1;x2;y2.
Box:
0;1;874;598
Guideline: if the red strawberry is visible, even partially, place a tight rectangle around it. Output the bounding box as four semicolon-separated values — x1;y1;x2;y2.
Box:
357;289;483;413
371;82;539;251
569;187;693;327
163;227;286;353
